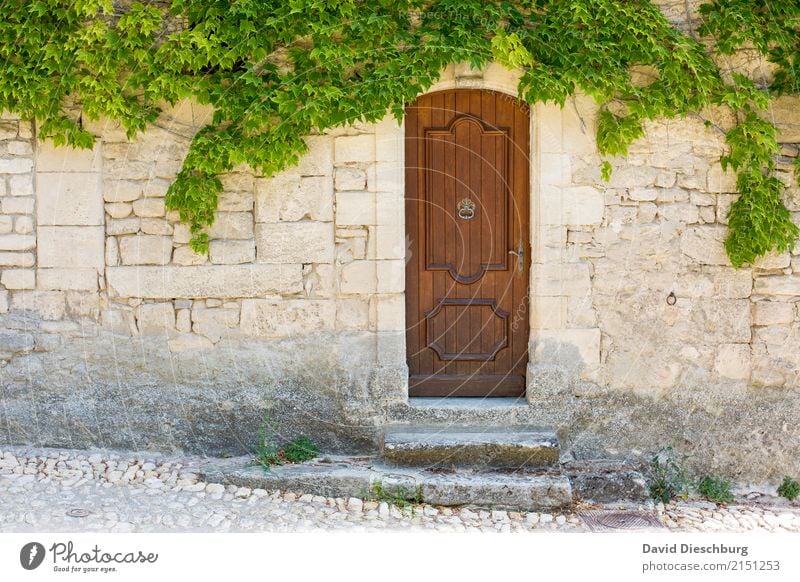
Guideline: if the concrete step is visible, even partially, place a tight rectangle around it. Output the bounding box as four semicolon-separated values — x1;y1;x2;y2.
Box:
382;425;559;469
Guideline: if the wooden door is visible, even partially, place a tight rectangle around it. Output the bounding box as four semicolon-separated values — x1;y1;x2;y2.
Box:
405;89;530;397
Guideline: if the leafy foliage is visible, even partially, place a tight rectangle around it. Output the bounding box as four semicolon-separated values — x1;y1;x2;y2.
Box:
647;446;691;504
696;475;734;504
777;476;800;501
282;437;320;463
366;480;422;508
1;0;799;263
250;414;319;470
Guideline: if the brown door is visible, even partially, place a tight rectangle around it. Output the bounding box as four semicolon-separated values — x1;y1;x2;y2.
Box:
405;89;530;397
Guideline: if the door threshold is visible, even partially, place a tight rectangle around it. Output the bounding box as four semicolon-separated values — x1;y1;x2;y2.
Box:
407;397;528;409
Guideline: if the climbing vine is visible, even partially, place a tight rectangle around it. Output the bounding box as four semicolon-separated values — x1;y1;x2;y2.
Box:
1;0;798;265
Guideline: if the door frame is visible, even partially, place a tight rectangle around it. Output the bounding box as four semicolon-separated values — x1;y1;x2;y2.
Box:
385;65;540;401
403;87;532;398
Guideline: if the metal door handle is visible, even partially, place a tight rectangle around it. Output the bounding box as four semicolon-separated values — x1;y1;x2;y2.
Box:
508;243;524;274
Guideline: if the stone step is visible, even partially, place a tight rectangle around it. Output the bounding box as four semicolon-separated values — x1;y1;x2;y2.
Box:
200;455;572;511
382;425;559;469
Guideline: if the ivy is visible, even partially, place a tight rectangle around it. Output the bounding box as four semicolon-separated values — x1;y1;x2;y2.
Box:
1;0;799;263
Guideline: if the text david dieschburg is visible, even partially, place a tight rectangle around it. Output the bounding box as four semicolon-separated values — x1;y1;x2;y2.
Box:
643;543;748;557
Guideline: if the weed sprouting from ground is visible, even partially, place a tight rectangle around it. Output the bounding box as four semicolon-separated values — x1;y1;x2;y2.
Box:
647;446;691;503
697;475;734;504
778;476;800;501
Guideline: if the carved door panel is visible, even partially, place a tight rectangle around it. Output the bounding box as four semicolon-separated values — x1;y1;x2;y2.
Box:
405;89;530;396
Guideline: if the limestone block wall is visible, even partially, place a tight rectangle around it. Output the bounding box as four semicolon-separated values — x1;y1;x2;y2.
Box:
528;95;800;393
0;101;408;456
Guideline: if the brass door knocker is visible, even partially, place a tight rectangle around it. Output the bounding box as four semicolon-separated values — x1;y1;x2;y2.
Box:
457;198;476;220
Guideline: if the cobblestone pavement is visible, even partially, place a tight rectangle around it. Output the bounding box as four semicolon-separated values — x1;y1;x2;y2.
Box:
1;447;799;533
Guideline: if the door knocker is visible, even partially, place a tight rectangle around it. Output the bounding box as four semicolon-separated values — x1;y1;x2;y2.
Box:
457;198;476;220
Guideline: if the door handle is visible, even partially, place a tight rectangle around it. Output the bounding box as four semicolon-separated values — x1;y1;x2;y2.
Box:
508;243;524;274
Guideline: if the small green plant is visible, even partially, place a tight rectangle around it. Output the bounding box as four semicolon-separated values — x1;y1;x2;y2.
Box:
697;475;734;504
367;481;422;509
282;437;320;463
647;446;691;504
777;476;800;501
250;414;319;470
251;415;282;470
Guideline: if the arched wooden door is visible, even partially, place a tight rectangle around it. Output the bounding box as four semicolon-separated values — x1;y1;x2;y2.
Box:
405;89;530;397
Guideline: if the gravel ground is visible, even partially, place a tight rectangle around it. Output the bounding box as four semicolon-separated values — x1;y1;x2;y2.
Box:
1;446;799;533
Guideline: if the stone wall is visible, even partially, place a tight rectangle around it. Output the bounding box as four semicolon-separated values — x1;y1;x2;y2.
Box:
1;59;800;481
0;102;407;456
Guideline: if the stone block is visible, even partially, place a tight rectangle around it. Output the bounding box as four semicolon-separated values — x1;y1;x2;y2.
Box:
37;268;98;291
36;141;102;172
772;95;800;141
256;222;334;264
132;198;166;218
0;158;34;173
335;134;375;163
8;174;34;196
240;299;335;337
336;298;370;330
10;290;66;320
335;168;367;191
376;260;404;293
207;212;253;240
209;240;255;264
37;226;105;269
532;296;565;330
106;265;303;298
680;226;729;265
537;103;563;153
707;164;738;193
0;215;11;234
375;118;403;164
192;307;240;342
107;218;140;235
375;224;406;261
371;162;403;193
218;191;254;212
14;216;34;234
7;140;32;155
752;252;791;270
659;203;700;224
752;301;794;326
0;121;17;139
714;343;751;380
218;172;254;192
336;191;376;225
0;252;35;267
0;197;34;214
607;165;660;188
172;246;207;266
374;294;405;331
340;260;377;294
540;153;570;186
103;180;144;203
136;302;175;336
533;263;591;297
296;135;333;176
140;218;173;236
119;235;173;265
1;269;35;289
37;172;103;226
753;275;800;296
255;175;333;222
562;186;604;225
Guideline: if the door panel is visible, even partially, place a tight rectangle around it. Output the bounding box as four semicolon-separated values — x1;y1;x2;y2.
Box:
405;89;530;397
